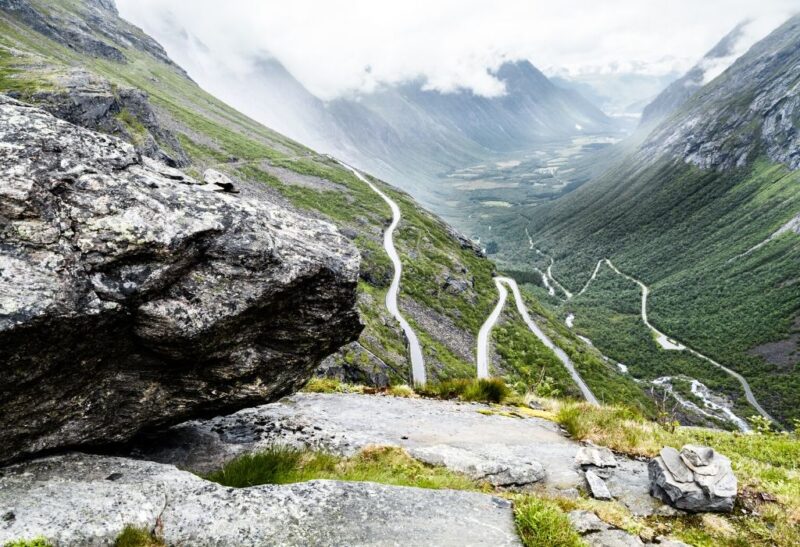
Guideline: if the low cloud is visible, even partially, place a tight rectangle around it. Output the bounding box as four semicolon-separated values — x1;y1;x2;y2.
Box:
117;0;797;99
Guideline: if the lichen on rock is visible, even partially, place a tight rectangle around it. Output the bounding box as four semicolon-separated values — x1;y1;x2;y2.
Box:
0;95;362;463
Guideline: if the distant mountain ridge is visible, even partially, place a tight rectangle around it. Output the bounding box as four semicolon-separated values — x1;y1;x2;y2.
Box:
320;60;616;197
640;22;751;127
149;35;616;201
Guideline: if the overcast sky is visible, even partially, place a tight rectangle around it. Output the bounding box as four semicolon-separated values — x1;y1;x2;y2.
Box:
117;0;797;100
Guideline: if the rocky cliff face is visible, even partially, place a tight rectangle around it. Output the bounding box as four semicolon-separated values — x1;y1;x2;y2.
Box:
0;95;362;463
1;0;191;166
0;0;185;71
640;15;800;170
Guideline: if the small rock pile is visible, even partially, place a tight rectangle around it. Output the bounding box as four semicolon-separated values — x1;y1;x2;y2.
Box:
576;445;617;501
648;445;737;513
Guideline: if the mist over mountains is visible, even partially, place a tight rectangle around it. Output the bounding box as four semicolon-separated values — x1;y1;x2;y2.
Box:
153;51;620;203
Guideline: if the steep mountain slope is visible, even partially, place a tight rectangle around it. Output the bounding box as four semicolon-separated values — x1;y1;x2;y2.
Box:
525;15;800;425
640;22;750;127
0;0;650;411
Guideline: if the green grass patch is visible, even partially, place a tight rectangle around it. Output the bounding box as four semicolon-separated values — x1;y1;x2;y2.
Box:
204;445;481;492
302;377;367;394
526;157;800;425
3;539;52;547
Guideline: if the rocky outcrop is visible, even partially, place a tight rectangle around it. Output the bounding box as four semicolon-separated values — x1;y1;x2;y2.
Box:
649;445;737;513
0;453;521;546
0;0;125;62
316;341;396;387
0;96;361;463
27;69;190;167
130;392;664;517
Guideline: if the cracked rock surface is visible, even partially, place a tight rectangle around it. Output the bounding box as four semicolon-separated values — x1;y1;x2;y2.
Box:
0;453;521;546
0;95;362;463
134;392;662;514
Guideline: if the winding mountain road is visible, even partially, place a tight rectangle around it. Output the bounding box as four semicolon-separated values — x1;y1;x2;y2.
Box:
603;260;772;422
537;251;773;423
477;277;599;405
603;260;685;351
476;279;508;379
338;161;427;386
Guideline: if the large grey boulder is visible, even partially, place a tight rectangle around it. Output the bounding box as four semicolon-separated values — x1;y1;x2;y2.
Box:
648;445;737;512
0;96;362;463
0;453;522;546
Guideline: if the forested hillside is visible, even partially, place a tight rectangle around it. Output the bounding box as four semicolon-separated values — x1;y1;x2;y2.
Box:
524;15;800;426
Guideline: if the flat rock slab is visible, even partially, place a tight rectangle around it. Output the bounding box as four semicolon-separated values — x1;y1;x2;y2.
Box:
134;393;662;514
576;446;618;468
585;470;613;500
568;511;688;547
136;393;579;485
0;453;521;547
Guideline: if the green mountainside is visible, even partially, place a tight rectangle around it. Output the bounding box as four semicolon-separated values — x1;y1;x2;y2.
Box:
0;0;651;412
522;15;800;426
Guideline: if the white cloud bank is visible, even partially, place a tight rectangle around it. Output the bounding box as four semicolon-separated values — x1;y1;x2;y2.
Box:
117;0;797;99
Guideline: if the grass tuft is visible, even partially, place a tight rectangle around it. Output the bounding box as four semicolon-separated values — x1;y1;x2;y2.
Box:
302;377;344;393
114;526;164;547
418;377;512;404
387;384;416;398
514;496;585;547
301;377;365;394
